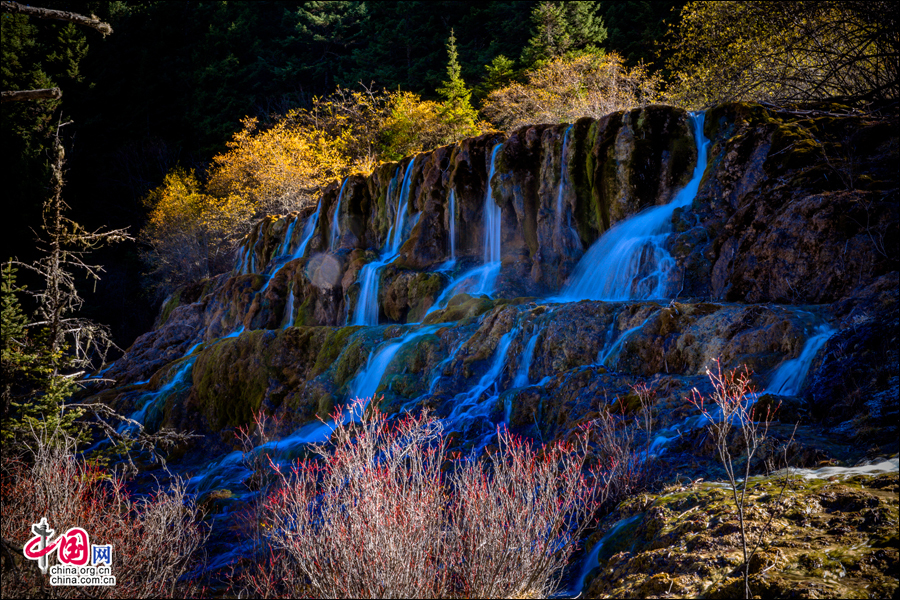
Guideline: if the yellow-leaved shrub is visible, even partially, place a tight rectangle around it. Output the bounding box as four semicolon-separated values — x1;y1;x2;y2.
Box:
140;168;253;296
482;52;659;130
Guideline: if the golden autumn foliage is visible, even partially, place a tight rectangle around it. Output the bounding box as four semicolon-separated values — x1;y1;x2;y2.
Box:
207;114;352;216
140;168;253;294
205;87;487;214
481;52;659;130
141;87;490;293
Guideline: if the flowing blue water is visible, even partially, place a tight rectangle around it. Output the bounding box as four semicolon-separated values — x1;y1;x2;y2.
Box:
556;125;574;239
330;178;349;252
281;285;295;329
120;357;195;434
426;144;504;314
571;514;641;595
561;113;710;301
513;332;540;388
353;162;418;326
766;325;834;395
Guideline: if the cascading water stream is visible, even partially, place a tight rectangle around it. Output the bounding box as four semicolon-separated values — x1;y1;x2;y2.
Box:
187;324;441;493
277;217;297;257
426;143;504;314
766;325;834;396
120;357;196;434
512;332;540;389
646;323;836;456
292;200;322;261
329;178;349;252
438;189;458;272
556;125;574;242
571;514;641;596
353;162;417;326
446;326;517;428
281;285;295;329
597;315;656;369
257;198;324;296
561;112;710;301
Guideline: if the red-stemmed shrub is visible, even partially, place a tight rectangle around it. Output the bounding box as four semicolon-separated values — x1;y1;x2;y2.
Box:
241;401;611;599
0;427;206;598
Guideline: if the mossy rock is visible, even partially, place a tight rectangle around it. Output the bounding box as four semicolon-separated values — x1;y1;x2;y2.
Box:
423;293;496;325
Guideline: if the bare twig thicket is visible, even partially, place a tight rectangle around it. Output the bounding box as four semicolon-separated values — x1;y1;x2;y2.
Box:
592;382;657;502
10;127;131;373
0;426;206;598
691;361;796;600
235;401;619;599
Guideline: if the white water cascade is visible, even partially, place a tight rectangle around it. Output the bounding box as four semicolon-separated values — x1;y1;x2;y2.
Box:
512;332;540;388
562;112;711;301
120;357;196;433
767;325;835;395
329;178;349;252
438;188;458;272
353;160;417;326
427;143;504;313
572;514;642;595
556;125;574;241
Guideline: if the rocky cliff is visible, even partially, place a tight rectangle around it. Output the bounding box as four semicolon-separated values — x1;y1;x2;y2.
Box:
87;102;898;596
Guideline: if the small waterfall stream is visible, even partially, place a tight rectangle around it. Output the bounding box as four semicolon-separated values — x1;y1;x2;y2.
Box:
767;325;834;396
353;161;417;326
427;143;504;313
329;178;349;252
561;113;710;301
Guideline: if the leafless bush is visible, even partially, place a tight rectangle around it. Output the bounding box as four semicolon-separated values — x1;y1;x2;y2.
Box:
691;360;794;600
592;383;656;502
247;401;605;599
0;426;207;598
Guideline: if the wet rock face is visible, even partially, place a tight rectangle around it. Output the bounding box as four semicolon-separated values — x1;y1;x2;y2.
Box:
677;103;899;304
97;104;897;444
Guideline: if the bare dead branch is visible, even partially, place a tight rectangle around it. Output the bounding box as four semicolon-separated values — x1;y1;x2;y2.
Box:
1;1;112;35
0;88;61;103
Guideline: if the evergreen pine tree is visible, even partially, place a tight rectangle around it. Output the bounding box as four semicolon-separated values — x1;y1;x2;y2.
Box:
436;29;479;143
520;1;608;66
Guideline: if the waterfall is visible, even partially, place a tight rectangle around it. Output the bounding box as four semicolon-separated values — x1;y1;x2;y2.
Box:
352;162;416;326
556;125;574;240
120;357;195;433
233;245;248;275
293;200;322;260
281;285;295;329
389;159;416;255
330;178;349;252
572;514;642;596
447;326;517;425
349;324;440;401
353;262;383;326
277;217;297;257
562;113;710;301
597;315;655;369
260;201;324;295
449;188;457;262
767;325;835;395
437;188;458;272
479;143;503;293
426;143;504;314
512;332;540;388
